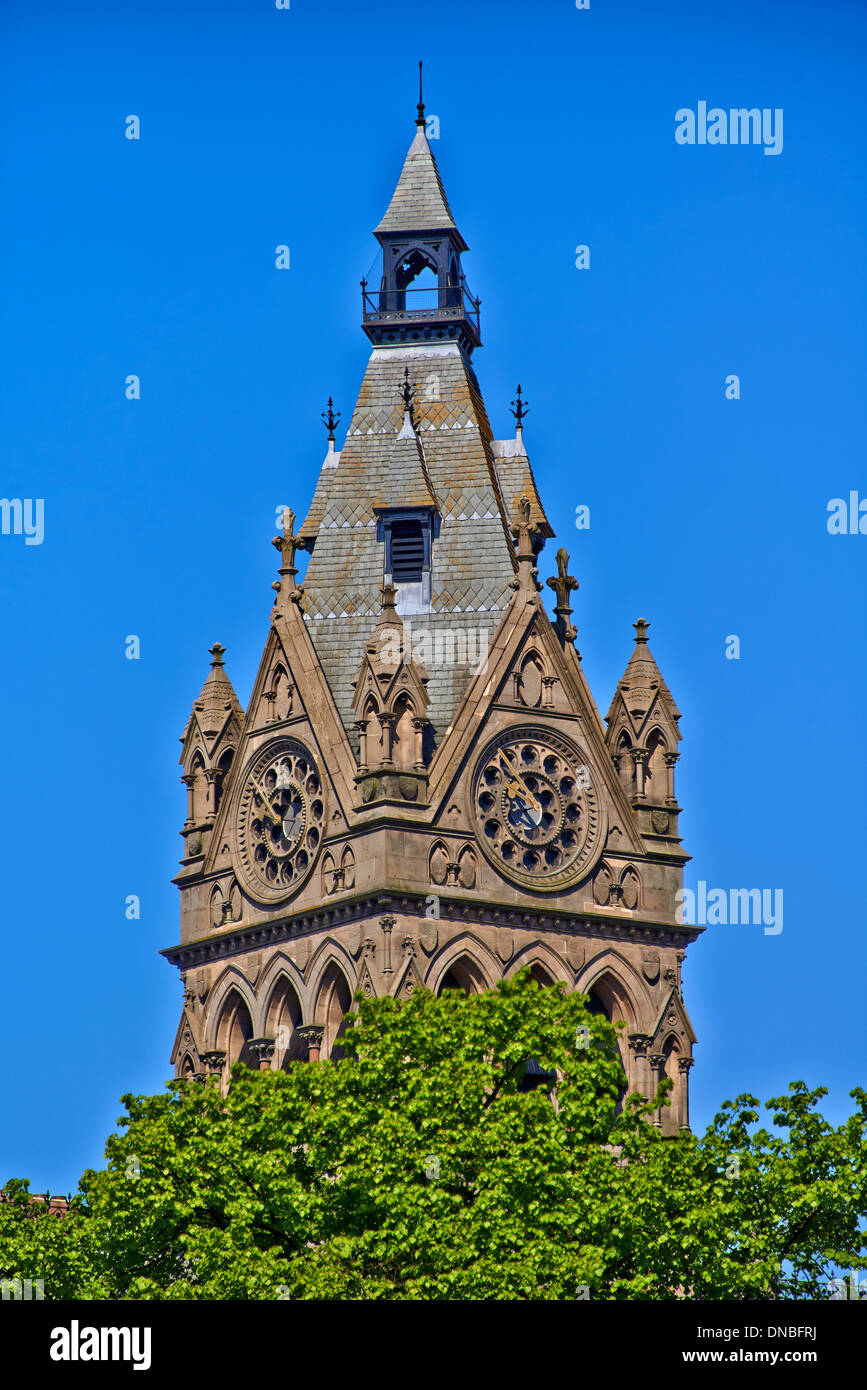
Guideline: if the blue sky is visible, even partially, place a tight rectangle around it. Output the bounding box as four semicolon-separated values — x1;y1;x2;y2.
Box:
1;0;864;1192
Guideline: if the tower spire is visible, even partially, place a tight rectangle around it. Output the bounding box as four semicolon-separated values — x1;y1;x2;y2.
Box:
416;60;425;126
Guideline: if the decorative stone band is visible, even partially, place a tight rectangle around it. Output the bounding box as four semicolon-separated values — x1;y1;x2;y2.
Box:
161;891;703;973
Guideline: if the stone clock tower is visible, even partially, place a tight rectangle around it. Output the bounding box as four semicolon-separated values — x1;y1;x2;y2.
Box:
163;96;702;1133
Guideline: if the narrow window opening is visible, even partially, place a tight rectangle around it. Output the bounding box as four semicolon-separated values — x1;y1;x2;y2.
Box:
390;519;425;583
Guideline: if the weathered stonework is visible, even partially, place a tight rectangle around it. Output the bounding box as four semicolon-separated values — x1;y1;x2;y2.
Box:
163;104;701;1137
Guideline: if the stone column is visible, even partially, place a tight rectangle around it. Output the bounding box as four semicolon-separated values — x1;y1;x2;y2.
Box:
181;774;195;826
648;1053;666;1127
379;712;396;768
297;1025;325;1063
354;718;369;773
541;676;557;708
627;1033;654;1101
664;752;679;806
248;1038;275;1072
201;1050;226;1078
412;717;427;771
380;915;395;974
631;748;649;801
677;1056;694;1132
205;768;219;819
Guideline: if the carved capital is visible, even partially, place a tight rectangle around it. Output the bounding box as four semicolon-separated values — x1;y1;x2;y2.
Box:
296;1025;324;1057
248;1037;275;1068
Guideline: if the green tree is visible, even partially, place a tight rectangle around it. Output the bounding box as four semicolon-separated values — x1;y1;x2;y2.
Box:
1;971;864;1299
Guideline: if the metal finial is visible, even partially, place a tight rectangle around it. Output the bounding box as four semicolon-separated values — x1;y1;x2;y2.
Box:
321;397;340;441
416;60;425;126
510;384;530;428
399;367;416;418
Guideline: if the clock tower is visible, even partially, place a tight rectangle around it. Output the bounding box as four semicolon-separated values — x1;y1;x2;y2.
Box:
163;94;701;1132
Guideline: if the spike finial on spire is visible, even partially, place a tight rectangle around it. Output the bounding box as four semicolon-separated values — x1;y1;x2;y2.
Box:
510;384;530;431
399;367;416;418
321;397;340;442
416;60;425;126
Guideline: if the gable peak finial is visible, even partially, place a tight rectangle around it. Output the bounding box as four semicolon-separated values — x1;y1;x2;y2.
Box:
321;396;340;442
271;507;304;612
416;60;425;127
547;548;579;650
510;384;529;432
634;617;650;644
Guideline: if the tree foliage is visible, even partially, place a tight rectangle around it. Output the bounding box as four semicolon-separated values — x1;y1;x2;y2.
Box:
1;972;864;1299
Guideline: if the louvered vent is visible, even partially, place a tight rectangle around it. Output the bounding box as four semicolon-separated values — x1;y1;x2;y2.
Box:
390;520;425;582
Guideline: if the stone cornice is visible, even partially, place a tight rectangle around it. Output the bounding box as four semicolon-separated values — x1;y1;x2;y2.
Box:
161;889;703;971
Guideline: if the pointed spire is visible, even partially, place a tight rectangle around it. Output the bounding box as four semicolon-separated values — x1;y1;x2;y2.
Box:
374;101;463;243
189;643;242;739
606;618;681;728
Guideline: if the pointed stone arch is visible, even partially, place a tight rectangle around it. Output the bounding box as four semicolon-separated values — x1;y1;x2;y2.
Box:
613;730;633;797
645;727;668;802
340;844;356;890
508;940;572;987
577;949;655;1034
363;696;383;768
394;242;439;291
592;859;614;906
271;664;294;722
620;864;641;911
429;840;449;887
214;986;257;1069
312;959;353;1060
258;951;307;1014
517;649;546;709
659;1033;683;1134
457;843;476;889
263;965;305;1070
212;746;235;816
428;933;500;995
393;691;417;771
204;967;260;1050
190;749;208;822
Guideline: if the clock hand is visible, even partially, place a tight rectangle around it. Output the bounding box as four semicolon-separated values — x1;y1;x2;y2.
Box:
497;752;543;815
250;772;281;824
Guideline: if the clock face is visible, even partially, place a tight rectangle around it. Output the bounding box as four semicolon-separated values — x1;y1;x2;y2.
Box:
235;738;325;901
470;728;606;891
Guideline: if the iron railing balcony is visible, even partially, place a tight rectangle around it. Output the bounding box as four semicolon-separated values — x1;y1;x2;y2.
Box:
361;279;482;348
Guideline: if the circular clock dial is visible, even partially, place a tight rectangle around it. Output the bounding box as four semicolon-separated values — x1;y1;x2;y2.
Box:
235;739;324;901
470;728;605;891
